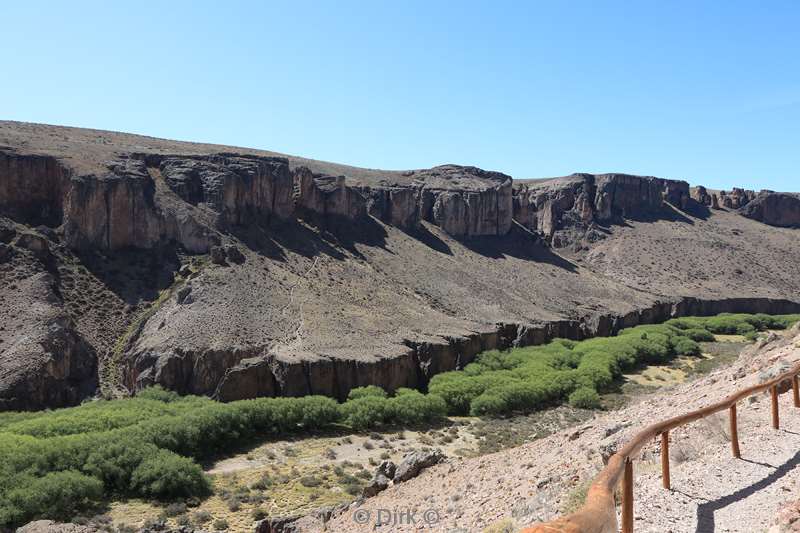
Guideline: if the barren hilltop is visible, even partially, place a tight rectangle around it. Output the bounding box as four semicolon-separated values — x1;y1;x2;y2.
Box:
2;120;800;411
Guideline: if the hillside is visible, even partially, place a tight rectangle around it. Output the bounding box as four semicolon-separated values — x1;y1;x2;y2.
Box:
2;121;800;410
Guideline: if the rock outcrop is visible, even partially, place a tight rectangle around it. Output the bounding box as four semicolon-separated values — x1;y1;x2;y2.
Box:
718;187;757;209
293;167;367;222
393;449;445;482
513;173;691;246
415;165;513;237
358;186;421;229
65;158;165;250
159;154;295;225
0;151;68;227
0;271;97;411
739;191;800;228
691;185;712;206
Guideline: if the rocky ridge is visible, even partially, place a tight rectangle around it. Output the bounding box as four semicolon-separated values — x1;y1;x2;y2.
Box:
2;121;800;410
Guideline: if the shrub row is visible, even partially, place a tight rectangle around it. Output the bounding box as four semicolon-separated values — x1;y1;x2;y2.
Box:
429;313;799;417
0;388;444;527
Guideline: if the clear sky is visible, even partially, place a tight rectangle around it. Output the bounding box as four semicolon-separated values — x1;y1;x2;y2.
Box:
3;1;799;190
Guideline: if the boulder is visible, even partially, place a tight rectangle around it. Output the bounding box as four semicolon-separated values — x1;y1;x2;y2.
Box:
254;515;301;533
16;231;50;258
691;185;712;205
210;246;227;265
176;285;193;305
376;459;396;479
225;245;246;264
393;449;445;483
362;459;397;497
739;192;800;228
0;242;12;263
362;473;391;498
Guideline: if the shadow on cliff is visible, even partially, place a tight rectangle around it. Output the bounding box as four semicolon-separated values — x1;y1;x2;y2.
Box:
681;199;712;221
459;224;578;272
73;246;181;304
601;200;710;228
230;215;390;262
401;224;453;255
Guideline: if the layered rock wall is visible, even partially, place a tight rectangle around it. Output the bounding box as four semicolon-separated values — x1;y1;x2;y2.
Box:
293;168;368;221
123;296;800;403
513;173;691;245
0;151;68;227
65;159;163;250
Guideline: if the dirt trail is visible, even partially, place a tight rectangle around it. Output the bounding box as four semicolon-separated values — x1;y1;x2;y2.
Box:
633;381;800;533
304;327;800;532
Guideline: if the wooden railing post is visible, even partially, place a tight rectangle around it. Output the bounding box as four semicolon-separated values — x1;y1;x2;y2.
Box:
622;458;634;533
772;385;780;429
730;403;741;458
793;375;800;408
661;431;670;490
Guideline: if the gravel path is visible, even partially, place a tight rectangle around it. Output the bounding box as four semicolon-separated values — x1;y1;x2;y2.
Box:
633;388;800;532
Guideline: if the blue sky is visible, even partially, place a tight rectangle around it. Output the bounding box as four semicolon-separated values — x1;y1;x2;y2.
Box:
2;1;799;190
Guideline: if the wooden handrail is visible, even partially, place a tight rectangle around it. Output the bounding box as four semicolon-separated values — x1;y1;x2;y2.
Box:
523;361;800;533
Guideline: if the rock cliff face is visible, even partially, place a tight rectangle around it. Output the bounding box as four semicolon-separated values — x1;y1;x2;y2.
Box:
123;295;800;403
65;159;164;250
0;268;97;411
0;151;68;227
513;173;691;246
293;167;368;222
359;186;421;229
739;192;800;227
159;155;295;225
3;122;800;411
416;165;513;237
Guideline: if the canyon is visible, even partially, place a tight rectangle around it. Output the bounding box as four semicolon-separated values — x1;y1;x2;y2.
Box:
2;121;800;410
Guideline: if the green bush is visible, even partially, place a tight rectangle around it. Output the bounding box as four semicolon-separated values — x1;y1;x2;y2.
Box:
339;396;393;430
2;471;103;525
389;389;447;425
346;385;387;401
130;450;210;499
137;385;180;403
568;387;601;409
672;337;701;356
682;328;715;342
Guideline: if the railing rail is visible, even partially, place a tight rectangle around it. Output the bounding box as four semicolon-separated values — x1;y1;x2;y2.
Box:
523;362;800;533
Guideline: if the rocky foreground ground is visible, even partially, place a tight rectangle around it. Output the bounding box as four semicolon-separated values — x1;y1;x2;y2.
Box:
286;327;800;532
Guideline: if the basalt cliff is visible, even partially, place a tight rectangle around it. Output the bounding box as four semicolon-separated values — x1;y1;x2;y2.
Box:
2;121;800;410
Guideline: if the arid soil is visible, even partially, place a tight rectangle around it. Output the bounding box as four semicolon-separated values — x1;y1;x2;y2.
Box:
299;328;800;532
